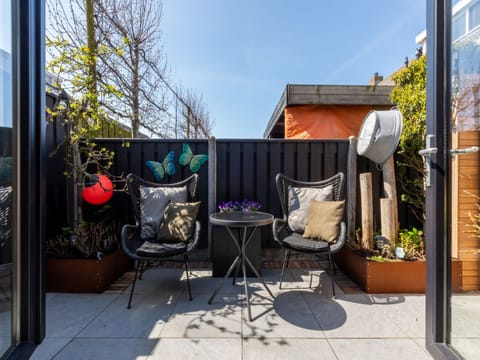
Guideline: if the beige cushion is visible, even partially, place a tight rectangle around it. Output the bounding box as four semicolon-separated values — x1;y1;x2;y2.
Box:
287;185;333;233
139;186;188;239
157;201;201;242
303;200;345;243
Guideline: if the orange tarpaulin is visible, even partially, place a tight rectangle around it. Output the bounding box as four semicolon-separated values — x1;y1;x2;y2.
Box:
285;105;386;139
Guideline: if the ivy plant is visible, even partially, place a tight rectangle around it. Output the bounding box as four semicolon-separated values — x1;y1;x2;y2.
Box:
390;55;427;223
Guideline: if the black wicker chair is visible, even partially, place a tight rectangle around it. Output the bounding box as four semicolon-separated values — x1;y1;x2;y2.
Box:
273;172;346;298
0;185;12;264
121;173;200;308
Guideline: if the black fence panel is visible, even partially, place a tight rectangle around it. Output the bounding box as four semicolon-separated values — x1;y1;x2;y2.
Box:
215;139;353;247
45;93;70;241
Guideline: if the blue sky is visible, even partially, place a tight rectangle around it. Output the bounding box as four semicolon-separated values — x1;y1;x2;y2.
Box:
162;0;426;139
0;2;11;52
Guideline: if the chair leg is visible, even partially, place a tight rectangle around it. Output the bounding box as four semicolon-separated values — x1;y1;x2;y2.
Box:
279;250;291;290
127;261;141;309
328;251;336;298
184;253;192;301
139;260;146;280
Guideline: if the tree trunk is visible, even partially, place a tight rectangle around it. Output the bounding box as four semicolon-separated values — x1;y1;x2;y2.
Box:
85;0;98;117
131;46;140;138
72;140;84;237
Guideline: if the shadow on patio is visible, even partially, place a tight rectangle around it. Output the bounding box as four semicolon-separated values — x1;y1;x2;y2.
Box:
31;267;431;360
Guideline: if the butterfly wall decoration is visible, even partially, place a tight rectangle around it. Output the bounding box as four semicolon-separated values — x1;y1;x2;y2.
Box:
146;150;176;181
179;143;208;172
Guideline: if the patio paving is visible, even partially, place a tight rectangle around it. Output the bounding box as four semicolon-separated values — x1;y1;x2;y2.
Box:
31;267;433;360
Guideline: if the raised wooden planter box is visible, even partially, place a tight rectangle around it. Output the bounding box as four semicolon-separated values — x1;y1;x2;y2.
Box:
46;248;132;293
333;245;463;293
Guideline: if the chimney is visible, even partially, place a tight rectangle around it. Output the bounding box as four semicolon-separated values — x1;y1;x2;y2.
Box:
369;72;384;86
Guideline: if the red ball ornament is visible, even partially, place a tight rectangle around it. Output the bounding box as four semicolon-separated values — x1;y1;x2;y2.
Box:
82;174;113;205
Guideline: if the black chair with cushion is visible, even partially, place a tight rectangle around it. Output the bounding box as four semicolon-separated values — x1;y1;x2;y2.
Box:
273;172;346;298
121;173;200;308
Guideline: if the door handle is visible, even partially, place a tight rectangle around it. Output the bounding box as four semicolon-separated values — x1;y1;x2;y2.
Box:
418;147;438;156
418;135;437;187
450;146;479;155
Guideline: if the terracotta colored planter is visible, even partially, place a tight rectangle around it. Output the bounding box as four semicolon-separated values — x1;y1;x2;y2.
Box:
333;245;463;293
46;248;132;293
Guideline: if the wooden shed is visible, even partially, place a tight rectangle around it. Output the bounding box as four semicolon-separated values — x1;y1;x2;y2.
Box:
264;84;394;139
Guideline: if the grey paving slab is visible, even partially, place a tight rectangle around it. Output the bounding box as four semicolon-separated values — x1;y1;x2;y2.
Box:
78;293;175;338
328;338;433;360
148;338;241;360
243;338;336;360
242;290;326;338
451;295;480;338
160;310;242;338
450;338;480;360
50;338;157;360
378;299;426;338
45;293;118;338
171;291;243;316
277;268;338;296
304;292;410;338
123;268;186;296
30;337;71;360
192;274;258;295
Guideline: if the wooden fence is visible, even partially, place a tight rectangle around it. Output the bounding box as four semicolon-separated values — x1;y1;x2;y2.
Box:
45;131;411;249
43;91;421;250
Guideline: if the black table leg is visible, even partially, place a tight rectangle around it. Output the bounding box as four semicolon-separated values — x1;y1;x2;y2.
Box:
208;224;274;321
208;254;241;305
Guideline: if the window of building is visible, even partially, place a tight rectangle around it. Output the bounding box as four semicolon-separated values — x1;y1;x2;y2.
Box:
469;0;480;30
453;10;467;40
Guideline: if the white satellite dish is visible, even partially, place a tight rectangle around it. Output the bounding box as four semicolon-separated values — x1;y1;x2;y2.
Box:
357;109;403;165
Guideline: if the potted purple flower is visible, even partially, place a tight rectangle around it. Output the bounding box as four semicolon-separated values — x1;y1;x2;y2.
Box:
218;199;261;212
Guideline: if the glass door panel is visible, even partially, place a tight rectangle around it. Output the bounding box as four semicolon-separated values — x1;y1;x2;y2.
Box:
0;0;12;356
450;0;480;357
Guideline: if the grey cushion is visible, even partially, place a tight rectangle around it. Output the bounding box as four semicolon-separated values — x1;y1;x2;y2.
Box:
282;232;330;252
287;185;333;233
135;240;187;258
139;185;187;239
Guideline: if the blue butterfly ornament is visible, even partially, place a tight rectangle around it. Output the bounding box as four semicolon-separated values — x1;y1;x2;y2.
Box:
146;150;176;181
179;143;208;172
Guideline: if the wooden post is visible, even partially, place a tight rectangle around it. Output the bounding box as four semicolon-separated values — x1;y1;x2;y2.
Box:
382;156;398;245
360;172;374;250
347;136;357;243
380;198;394;247
208;137;217;260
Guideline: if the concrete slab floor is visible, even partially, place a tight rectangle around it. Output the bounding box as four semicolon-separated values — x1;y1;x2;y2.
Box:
31;268;438;360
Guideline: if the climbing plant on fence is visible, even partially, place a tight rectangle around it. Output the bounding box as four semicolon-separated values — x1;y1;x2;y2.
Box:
390;55;427;223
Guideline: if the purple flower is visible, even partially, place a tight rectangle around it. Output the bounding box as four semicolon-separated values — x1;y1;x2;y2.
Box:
218;199;261;212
